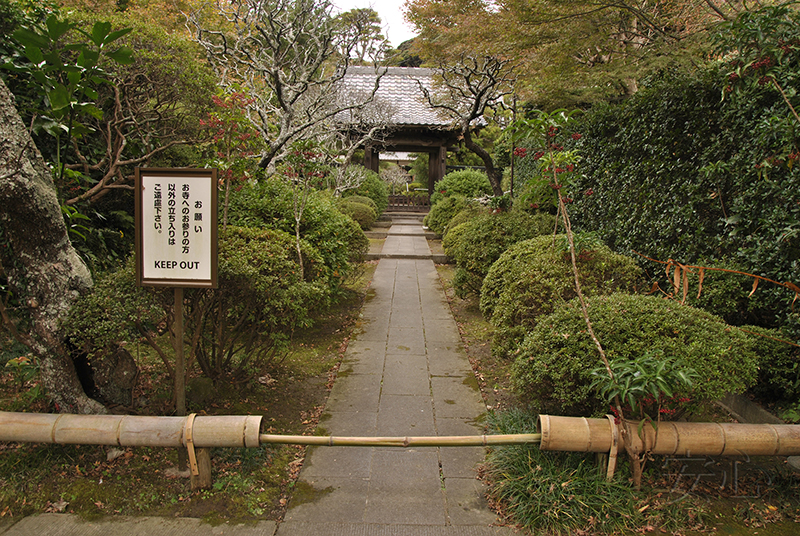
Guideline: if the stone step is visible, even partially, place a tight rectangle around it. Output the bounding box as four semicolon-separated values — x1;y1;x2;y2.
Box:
364;253;451;263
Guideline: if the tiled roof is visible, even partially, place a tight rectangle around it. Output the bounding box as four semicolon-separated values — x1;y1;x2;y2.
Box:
341;66;454;128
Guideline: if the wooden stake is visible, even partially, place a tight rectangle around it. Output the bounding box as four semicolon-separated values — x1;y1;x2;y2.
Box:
174;287;187;471
190;448;212;490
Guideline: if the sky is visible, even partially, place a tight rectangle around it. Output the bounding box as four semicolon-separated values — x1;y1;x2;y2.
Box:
331;0;418;47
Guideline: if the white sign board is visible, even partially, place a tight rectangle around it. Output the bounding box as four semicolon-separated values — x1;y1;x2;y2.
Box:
136;168;218;288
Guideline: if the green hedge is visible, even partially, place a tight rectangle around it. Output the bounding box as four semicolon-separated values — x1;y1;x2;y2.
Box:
226;178;368;290
480;235;642;358
511;293;761;416
342;170;388;215
430;169;493;205
570;68;799;339
337;199;377;230
66;227;329;382
442;210;556;297
342;195;378;214
423;195;468;236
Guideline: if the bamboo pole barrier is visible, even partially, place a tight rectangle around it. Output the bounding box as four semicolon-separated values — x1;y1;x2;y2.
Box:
5;411;800;458
0;411;261;448
539;415;800;457
258;433;542;447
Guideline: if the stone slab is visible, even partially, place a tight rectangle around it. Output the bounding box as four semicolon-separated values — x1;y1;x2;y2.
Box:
284;476;369;523
1;515;276;536
444;477;497;527
275;523;514;536
377;395;435;436
430;377;487;420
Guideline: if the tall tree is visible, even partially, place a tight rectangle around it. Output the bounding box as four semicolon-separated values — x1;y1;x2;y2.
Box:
0;76;103;414
188;0;388;173
335;8;388;64
419;55;514;196
61;12;216;206
405;0;738;105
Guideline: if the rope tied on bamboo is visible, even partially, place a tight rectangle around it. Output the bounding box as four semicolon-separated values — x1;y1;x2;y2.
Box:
182;413;199;476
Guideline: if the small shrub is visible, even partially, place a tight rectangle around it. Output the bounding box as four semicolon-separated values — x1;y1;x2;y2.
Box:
430;169;493;205
443;204;487;238
341;195;378;214
227;178;368;290
511;293;761;416
480;235;643;358
442;210;556;297
337;199;377;230
342;169;388;215
423;195;467;236
66;227;330;384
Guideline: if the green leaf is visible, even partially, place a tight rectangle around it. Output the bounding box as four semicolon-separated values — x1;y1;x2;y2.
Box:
106;46;134;65
33;116;68;137
104;27;133;44
47;84;72;111
22;44;45;66
76;103;104;119
91;21;112;47
67;69;81;86
46;15;74;41
12;28;50;49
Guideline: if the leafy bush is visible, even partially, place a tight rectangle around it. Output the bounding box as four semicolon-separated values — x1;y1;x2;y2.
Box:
423;195;468;236
66;227;329;384
65;257;165;360
342;169;388;215
226;178;368;290
511;293;761;416
341;194;378;214
443;204;487;238
745;326;800;402
480;235;642;358
442;210;556;297
337;199;376;230
430;169;493;205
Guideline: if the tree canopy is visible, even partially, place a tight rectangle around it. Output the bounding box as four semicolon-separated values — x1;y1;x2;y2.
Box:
405;0;747;106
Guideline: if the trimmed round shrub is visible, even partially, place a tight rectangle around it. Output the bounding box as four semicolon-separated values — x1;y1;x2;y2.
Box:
511;293;761;416
430;169;493;205
423;195;467;236
442;210;556;297
444;205;487;238
342;194;378;214
337;199;377;230
227;178;368;290
342;169;388;215
480;235;643;358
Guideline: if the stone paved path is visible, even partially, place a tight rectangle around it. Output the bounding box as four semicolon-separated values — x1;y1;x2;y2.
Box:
275;215;512;536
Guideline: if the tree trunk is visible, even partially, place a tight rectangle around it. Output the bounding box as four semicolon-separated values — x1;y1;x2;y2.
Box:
462;126;504;196
0;77;105;414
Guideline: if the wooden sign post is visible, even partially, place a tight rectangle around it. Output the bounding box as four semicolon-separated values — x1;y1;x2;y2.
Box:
135;168;218;483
